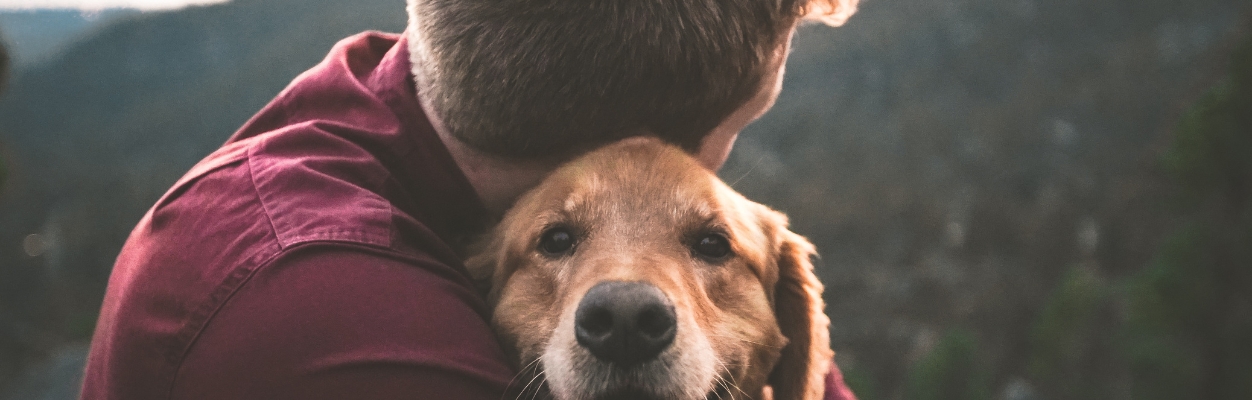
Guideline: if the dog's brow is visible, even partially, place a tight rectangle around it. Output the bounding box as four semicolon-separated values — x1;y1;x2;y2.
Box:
534;210;568;229
677;196;716;221
693;201;715;220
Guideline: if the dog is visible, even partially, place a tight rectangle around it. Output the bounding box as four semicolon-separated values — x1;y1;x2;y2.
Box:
466;137;832;400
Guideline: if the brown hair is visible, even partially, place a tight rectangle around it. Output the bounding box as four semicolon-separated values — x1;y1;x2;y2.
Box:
407;0;857;161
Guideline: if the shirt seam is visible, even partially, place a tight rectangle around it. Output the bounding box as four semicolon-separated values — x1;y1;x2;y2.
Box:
163;242;281;399
246;142;284;251
164;240;448;398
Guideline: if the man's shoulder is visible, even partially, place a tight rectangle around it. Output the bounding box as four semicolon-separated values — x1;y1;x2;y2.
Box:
109;122;416;317
86;130;471;398
168;244;513;399
145;124;400;252
244;127;398;249
83;31;493;398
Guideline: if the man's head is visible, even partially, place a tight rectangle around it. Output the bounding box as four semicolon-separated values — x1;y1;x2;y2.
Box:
407;0;857;164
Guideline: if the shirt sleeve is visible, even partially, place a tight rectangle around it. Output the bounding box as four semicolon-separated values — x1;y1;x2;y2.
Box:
170;244;517;400
826;362;859;400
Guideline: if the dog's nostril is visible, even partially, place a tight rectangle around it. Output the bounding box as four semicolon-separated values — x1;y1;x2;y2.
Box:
636;306;675;339
581;308;614;337
574;281;677;367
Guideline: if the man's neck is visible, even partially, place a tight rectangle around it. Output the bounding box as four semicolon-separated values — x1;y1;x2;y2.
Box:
419;97;553;216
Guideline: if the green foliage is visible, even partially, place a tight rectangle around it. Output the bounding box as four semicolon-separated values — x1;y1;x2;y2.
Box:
1020;35;1252;400
1163;39;1252;209
1027;266;1112;400
1118;35;1252;400
1119;227;1208;400
841;365;880;400
905;329;992;400
1124;227;1217;334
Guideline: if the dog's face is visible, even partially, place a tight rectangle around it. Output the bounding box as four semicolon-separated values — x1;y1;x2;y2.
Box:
468;138;831;400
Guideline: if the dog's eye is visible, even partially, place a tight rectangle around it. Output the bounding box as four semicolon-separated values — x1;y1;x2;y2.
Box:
692;233;732;260
539;228;576;255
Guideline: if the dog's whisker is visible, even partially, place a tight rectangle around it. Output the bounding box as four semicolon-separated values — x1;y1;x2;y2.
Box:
514;366;547;400
713;361;730;387
528;373;551;400
713;368;737;400
729;154;767;188
708;376;727;400
505;358;545;400
517;372;543;400
717;376;735;400
715;358;751;400
705;332;786;350
504;358;545;400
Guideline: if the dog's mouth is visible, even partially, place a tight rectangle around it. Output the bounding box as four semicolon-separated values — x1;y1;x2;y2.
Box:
594;388;662;400
588;386;725;400
542;361;731;400
510;363;726;400
585;371;733;400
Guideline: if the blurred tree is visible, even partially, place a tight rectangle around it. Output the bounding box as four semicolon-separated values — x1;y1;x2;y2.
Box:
842;366;881;400
1027;266;1117;400
1121;227;1211;400
905;329;992;400
1020;33;1252;400
1123;34;1252;400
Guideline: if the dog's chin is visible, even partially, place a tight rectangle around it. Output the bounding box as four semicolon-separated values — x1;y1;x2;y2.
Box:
588;385;724;400
545;359;720;400
593;387;664;400
548;367;728;400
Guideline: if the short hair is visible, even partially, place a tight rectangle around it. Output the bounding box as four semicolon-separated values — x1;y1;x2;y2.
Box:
407;0;857;161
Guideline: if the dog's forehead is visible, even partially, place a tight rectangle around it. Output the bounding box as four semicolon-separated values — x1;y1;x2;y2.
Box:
556;161;719;223
518;139;774;248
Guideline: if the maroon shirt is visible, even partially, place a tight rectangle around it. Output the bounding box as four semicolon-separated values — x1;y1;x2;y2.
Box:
81;31;856;400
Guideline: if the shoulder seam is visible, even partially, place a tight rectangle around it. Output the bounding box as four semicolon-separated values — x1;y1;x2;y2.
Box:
165;241;283;399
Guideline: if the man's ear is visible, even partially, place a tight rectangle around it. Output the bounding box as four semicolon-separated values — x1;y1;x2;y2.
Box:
803;0;859;27
764;211;832;400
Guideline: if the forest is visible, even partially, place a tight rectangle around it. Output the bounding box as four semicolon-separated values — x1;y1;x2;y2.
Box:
0;0;1249;399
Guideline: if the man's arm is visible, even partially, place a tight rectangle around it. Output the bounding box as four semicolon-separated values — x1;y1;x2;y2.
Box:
826;363;858;400
170;245;516;399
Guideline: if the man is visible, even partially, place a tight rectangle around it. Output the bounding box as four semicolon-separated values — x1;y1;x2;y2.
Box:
80;0;859;398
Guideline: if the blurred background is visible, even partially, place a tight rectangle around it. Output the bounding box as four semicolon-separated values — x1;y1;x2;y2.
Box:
0;0;1249;399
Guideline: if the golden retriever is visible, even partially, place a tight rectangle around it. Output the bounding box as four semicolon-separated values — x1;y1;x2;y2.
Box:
466;137;831;400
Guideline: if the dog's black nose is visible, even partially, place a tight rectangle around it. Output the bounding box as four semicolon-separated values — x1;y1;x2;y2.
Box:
574;281;677;367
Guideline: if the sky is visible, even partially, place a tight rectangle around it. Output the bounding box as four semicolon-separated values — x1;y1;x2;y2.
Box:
0;0;227;10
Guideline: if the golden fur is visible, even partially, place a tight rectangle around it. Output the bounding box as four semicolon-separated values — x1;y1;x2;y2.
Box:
467;138;832;400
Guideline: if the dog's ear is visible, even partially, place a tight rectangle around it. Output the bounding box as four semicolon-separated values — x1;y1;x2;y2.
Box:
463;234;503;300
762;210;832;400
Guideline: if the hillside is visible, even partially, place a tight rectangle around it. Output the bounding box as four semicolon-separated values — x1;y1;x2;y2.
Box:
1;0;1250;398
723;0;1250;397
0;9;139;68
